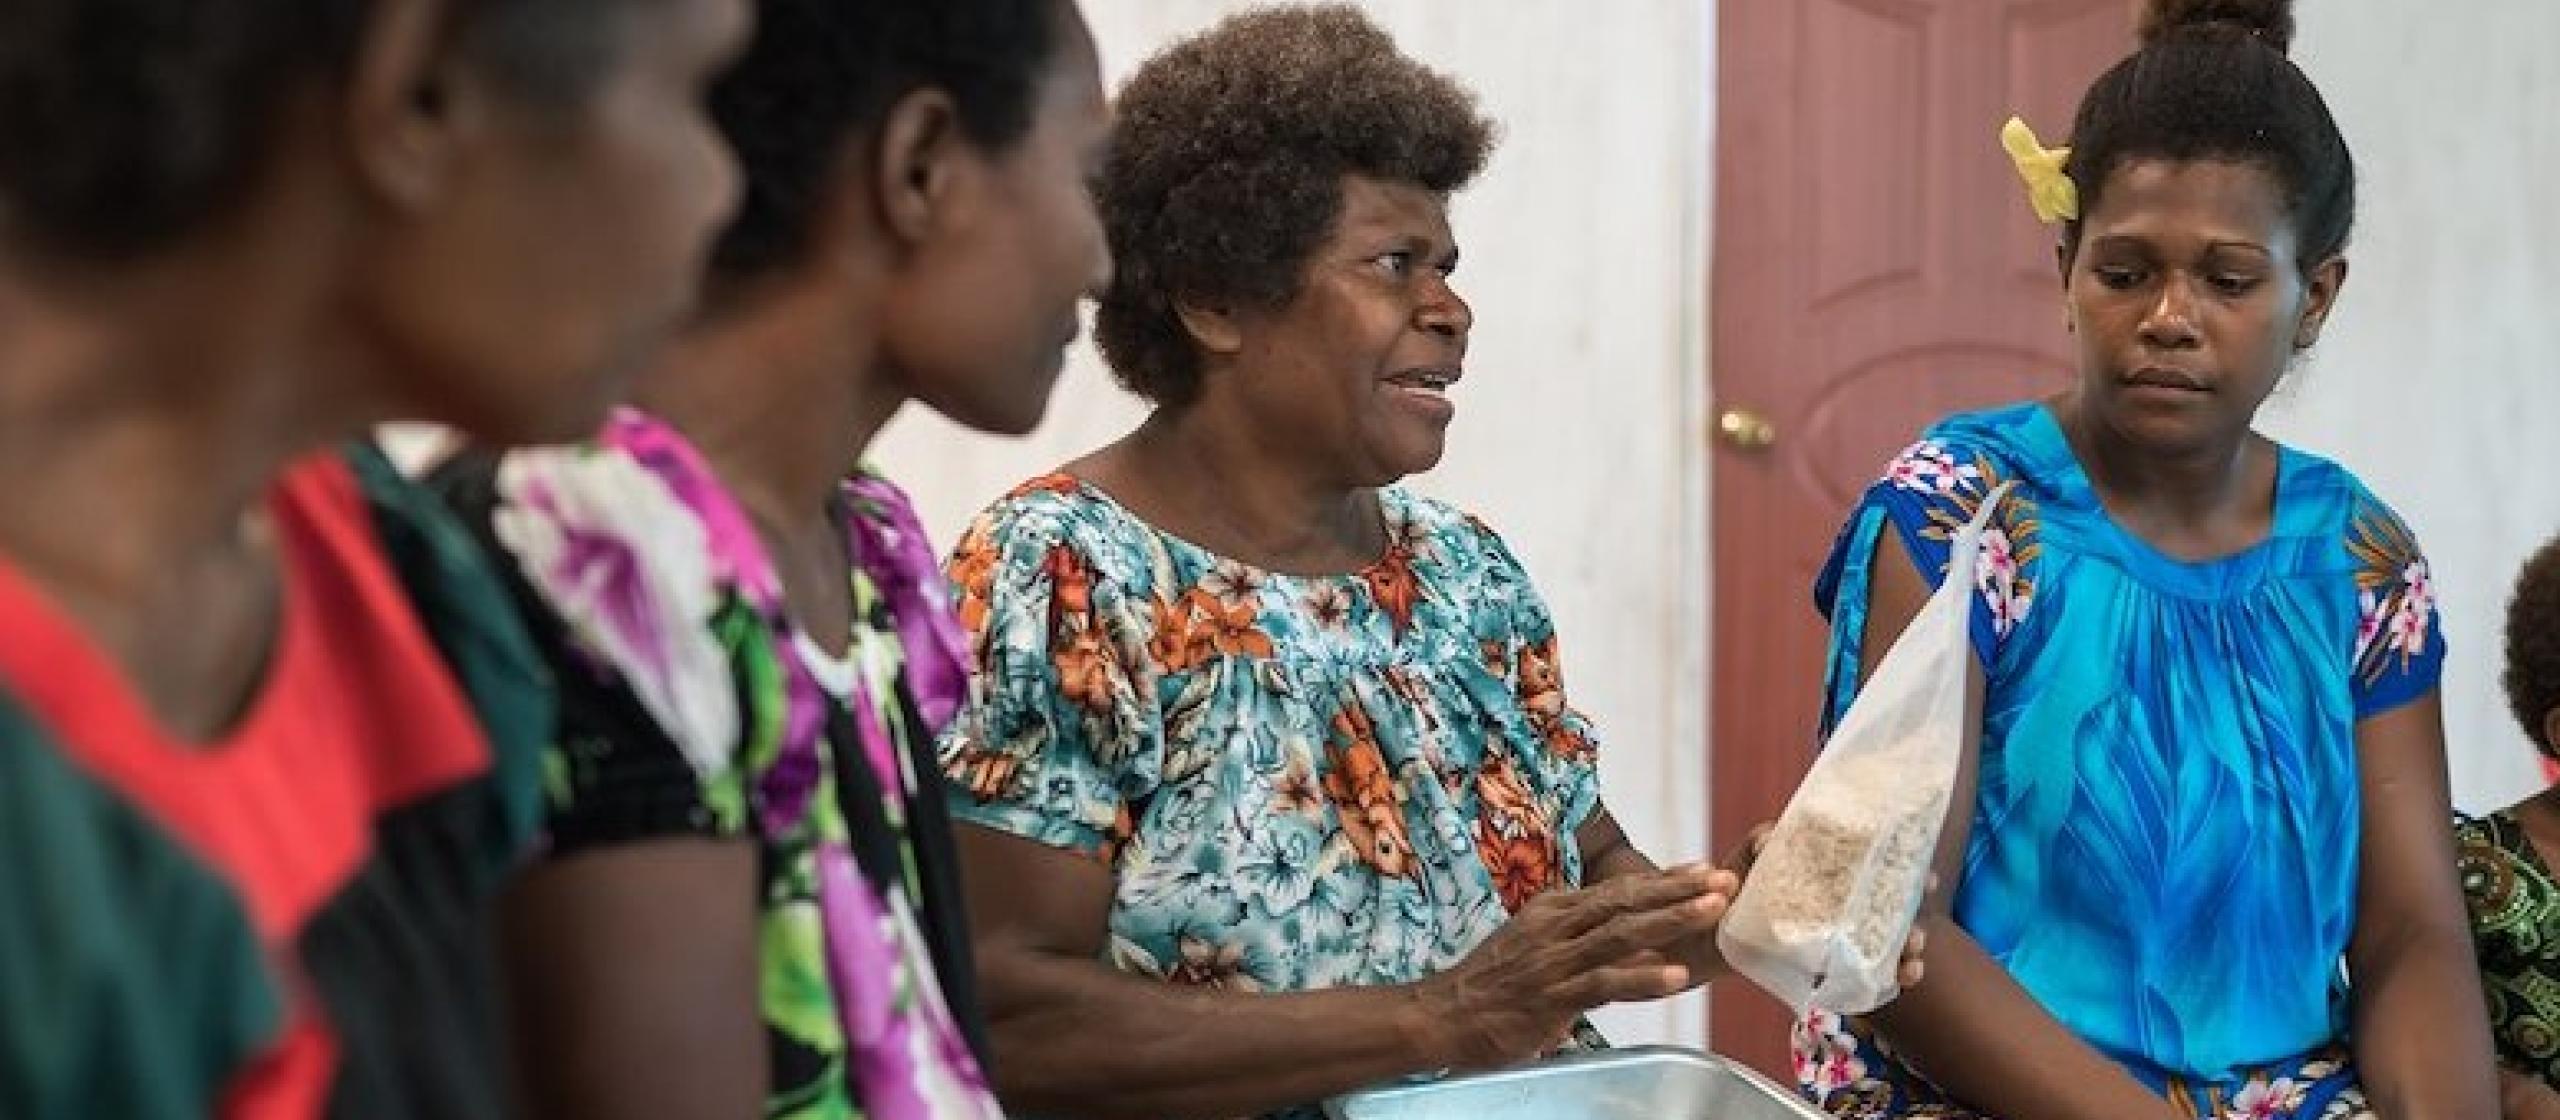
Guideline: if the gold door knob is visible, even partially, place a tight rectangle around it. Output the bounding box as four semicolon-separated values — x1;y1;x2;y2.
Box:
1716;408;1778;450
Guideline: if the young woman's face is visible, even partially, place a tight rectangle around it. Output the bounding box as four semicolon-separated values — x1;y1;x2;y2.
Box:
355;0;750;445
2063;157;2343;455
880;2;1113;438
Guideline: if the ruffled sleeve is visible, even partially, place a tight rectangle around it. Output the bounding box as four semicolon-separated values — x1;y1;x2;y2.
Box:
938;486;1162;861
1455;514;1604;864
431;427;763;852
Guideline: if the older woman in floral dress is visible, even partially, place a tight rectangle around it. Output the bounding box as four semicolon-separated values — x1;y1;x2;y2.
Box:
933;8;1880;1120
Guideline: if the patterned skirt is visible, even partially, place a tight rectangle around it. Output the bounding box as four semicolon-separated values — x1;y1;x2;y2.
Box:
1791;1010;2372;1120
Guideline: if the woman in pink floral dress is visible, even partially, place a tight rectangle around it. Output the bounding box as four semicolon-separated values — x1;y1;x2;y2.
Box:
434;2;1111;1117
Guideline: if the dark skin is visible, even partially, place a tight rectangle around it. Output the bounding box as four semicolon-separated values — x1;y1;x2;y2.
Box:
0;0;743;740
1855;158;2496;1119
494;7;1113;1118
2510;1072;2560;1120
960;175;1919;1120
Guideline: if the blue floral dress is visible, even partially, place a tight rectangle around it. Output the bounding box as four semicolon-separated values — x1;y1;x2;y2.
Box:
938;474;1606;1120
1796;403;2441;1120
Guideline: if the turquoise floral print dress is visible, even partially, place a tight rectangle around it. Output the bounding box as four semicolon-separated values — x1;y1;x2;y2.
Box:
1797;403;2442;1120
939;474;1606;1120
437;408;1002;1120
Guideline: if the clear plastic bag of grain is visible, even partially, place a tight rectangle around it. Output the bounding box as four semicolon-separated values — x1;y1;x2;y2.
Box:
1717;483;2010;1016
1733;749;1949;987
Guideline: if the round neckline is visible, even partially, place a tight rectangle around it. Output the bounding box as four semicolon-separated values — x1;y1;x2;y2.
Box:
2027;401;2299;576
0;494;319;760
792;629;859;700
1056;473;1406;584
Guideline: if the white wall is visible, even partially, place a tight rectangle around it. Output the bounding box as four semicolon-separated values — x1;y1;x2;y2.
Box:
874;0;1719;1046
2275;3;2560;812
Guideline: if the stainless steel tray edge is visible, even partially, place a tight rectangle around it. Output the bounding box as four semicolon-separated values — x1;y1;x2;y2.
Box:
1321;1045;1826;1120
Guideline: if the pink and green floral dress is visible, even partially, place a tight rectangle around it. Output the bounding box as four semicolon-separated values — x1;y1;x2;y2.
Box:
437;408;1002;1120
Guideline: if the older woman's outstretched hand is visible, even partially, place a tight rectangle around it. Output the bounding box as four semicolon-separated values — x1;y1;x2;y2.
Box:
1414;864;1735;1071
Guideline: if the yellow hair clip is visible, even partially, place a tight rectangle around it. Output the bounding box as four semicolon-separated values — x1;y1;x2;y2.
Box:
2001;115;2077;224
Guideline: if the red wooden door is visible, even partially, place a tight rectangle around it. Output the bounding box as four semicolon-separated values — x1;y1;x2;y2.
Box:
1707;0;2128;1079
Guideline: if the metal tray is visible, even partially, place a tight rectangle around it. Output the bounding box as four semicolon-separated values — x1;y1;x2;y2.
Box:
1323;1046;1826;1120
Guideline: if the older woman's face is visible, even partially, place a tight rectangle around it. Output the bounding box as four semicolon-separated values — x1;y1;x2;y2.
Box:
1225;174;1471;486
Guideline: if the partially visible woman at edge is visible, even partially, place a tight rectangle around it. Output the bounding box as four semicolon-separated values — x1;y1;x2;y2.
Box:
2454;533;2560;1120
932;8;1909;1120
0;0;745;1115
1795;1;2496;1117
433;1;1111;1117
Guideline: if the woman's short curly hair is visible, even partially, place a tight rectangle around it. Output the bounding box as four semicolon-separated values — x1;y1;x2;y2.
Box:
1092;4;1496;406
2505;533;2560;760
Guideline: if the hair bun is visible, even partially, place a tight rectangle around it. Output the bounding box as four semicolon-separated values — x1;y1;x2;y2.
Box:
2138;0;2295;54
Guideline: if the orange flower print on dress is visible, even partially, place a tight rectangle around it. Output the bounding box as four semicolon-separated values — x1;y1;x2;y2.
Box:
1147;584;1273;669
946;743;1025;805
1052;627;1118;718
1039;544;1121;717
1043;544;1093;621
1192;588;1276;659
947;527;999;637
1517;636;1564;716
1476;823;1561;913
1473;753;1561;911
1540;718;1595;762
1147;592;1215;672
1516;636;1594;761
1323;706;1418;879
1364;542;1423;636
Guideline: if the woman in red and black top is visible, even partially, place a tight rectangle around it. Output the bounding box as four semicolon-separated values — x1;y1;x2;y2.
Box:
0;0;745;1115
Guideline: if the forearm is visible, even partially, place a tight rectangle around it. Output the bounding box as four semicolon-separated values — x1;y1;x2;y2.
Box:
1865;918;2177;1120
979;948;1456;1120
2346;696;2499;1118
2502;1069;2560;1120
2350;924;2498;1119
499;844;766;1120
